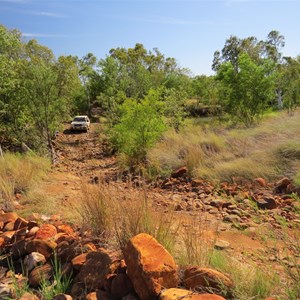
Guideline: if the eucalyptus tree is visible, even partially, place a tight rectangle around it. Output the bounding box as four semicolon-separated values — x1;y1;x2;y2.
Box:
281;56;300;114
216;53;276;127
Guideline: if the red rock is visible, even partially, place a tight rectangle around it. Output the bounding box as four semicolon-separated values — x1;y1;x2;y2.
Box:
184;267;233;293
29;263;52;287
287;183;297;194
19;292;40;300
0;230;15;243
35;223;57;240
0;212;18;224
25;239;57;259
275;177;291;194
71;253;88;270
57;224;74;235
253;178;267;187
111;273;134;299
124;233;179;300
13;227;27;242
159;288;226;300
24;252;46;272
13;217;29;230
52;294;73;300
4;221;15;231
11;239;27;258
27;221;38;230
191;179;205;187
71;249;113;297
256;195;278;210
0;237;5;248
26;226;39;238
86;292;98;300
171;166;188;178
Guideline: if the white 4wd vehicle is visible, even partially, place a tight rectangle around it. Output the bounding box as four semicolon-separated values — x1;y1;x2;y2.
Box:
70;115;90;132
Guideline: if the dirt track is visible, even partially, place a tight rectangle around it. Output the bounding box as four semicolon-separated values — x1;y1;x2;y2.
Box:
44;123;269;258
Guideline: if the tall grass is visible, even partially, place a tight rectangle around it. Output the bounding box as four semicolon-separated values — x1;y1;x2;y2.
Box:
148;109;300;183
71;182;179;253
0;153;50;211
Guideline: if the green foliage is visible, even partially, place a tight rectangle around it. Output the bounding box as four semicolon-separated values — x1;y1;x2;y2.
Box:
281;56;300;114
110;93;167;166
294;172;300;188
217;53;276;127
39;255;72;300
0;25;82;154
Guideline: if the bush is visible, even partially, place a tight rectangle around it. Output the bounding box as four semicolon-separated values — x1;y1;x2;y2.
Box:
0;153;50;210
110;96;166;167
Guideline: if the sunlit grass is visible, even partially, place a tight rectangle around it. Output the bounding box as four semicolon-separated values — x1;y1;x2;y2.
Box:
149;109;300;183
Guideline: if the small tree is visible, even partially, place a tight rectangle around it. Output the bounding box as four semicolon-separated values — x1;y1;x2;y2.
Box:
217;53;276;127
111;94;166;167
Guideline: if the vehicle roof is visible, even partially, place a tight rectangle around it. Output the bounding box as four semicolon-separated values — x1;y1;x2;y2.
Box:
73;115;89;118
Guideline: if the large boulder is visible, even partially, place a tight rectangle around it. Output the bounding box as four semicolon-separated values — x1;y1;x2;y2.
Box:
123;233;179;300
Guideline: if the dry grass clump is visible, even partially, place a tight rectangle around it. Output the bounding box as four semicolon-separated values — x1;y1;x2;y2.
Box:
149;109;300;183
0;153;50;210
71;181;179;253
176;215;217;267
176;216;278;299
148;126;225;176
210;252;279;299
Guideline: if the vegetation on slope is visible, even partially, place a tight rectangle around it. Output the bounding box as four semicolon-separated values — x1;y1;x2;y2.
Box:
149;109;300;183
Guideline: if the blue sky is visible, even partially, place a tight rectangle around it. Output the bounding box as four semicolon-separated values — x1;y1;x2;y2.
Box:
1;0;299;75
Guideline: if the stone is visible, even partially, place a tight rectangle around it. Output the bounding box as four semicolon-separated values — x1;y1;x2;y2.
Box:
275;177;291;194
13;227;27;242
28;263;52;287
19;292;40;300
52;294;73;300
13;217;29;230
71;249;113;297
171;167;188;178
111;273;134;299
214;240;230;250
0;212;18;224
26;226;40;238
123;233;179;300
85;292;98;300
0;282;12;298
71;253;88;270
4;221;15;231
159;288;226;300
183;267;233;293
159;288;192;299
11;239;27;258
35;223;57;240
253;178;267;187
223;214;241;223
256;195;278;210
27;221;38;230
57;224;74;235
57;242;83;262
25;239;57;259
24;252;46;272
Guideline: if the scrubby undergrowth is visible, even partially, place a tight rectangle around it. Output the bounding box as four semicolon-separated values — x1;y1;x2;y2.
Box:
148;109;300;183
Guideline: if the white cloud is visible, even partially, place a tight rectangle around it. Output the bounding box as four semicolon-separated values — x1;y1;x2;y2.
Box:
32;11;66;18
23;33;70;38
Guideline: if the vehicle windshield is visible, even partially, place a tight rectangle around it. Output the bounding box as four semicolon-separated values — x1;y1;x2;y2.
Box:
73;117;86;122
